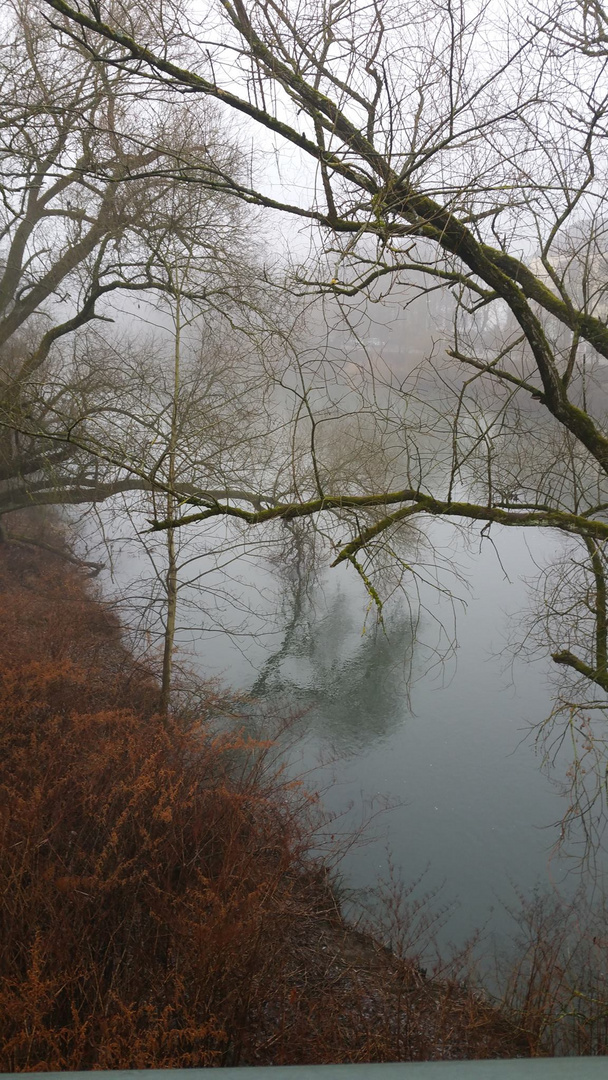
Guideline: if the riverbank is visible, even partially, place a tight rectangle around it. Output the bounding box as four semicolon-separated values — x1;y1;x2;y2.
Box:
0;511;558;1067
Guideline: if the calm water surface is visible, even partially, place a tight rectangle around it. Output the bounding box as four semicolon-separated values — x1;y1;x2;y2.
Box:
104;519;607;954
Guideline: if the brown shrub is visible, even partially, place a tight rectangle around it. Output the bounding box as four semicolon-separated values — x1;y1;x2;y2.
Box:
497;889;608;1056
0;533;323;1070
0;520;531;1069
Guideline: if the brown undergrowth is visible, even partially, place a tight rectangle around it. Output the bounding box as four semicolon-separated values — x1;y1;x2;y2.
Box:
0;513;530;1069
495;888;608;1057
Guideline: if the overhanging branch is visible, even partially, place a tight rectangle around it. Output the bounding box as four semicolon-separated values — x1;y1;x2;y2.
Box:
149;488;608;548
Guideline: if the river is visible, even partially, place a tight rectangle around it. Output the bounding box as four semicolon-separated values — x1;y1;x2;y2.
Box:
95;511;608;962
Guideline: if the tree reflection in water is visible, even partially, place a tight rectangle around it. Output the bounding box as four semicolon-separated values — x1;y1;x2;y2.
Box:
252;526;416;752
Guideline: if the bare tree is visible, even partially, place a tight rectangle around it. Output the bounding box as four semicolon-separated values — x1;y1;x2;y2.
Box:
31;0;608;844
0;0;264;523
38;11;607;553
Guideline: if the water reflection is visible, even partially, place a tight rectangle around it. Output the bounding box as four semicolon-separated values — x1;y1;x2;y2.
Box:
251;559;415;752
242;525;608;950
92;508;608;945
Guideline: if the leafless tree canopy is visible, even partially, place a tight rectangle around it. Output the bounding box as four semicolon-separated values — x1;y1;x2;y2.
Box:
0;0;605;831
0;0;273;519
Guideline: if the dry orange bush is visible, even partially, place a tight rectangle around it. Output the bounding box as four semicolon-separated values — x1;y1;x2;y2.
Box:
0;533;327;1070
0;521;532;1069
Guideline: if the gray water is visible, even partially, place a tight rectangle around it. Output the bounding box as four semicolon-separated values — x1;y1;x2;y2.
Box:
98;515;607;956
